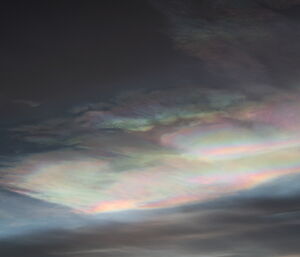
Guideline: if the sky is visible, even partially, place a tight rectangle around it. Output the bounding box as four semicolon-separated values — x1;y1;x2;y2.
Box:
1;1;300;256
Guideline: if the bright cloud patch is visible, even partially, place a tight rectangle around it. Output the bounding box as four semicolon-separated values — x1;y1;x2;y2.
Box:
2;88;300;214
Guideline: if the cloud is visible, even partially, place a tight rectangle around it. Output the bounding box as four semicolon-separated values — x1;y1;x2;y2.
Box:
1;175;299;257
12;100;41;108
2;85;300;216
150;0;300;89
1;2;300;256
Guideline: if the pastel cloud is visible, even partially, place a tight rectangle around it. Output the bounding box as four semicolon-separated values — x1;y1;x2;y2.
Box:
2;87;300;214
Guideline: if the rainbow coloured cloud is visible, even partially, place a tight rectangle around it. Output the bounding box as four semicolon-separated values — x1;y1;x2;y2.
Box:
2;91;300;214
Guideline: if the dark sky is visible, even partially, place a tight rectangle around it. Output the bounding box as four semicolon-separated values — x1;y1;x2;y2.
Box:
0;0;204;124
1;1;300;257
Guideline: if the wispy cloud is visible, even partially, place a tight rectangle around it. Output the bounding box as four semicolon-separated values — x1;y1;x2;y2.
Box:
2;85;300;215
1;1;300;256
12;100;41;108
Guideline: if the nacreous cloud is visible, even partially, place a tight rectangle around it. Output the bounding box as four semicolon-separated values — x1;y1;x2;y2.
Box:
2;86;300;214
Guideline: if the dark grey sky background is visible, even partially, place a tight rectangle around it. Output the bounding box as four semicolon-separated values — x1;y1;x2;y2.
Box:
1;0;300;124
1;1;300;257
0;0;206;125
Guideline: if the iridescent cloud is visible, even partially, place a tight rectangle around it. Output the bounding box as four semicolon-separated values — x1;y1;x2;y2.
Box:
2;88;300;214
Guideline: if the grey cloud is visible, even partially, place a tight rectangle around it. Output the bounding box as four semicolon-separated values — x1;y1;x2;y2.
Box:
12;100;41;108
1;175;299;257
9;86;249;149
149;0;300;92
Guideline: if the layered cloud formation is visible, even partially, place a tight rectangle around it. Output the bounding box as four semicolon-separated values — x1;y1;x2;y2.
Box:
2;86;300;214
1;1;300;256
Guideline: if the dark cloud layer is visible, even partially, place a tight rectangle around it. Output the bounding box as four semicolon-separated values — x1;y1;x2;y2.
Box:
150;0;300;92
1;174;299;257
